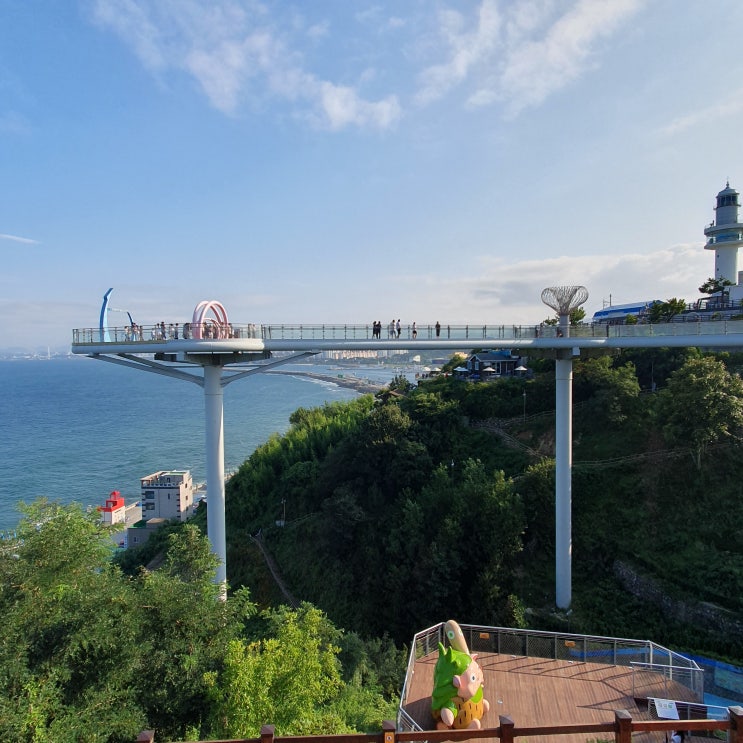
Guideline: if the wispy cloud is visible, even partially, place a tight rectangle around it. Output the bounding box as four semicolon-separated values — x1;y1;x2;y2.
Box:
90;0;400;130
0;233;40;245
88;1;643;129
416;0;645;115
0;111;31;136
414;0;502;106
660;88;743;136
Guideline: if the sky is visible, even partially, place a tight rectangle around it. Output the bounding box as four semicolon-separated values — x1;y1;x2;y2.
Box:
3;0;743;352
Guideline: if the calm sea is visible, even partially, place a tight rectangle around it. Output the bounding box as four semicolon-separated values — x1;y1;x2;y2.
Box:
0;358;394;534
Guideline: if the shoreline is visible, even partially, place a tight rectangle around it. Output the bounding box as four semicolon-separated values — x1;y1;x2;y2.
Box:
267;370;385;395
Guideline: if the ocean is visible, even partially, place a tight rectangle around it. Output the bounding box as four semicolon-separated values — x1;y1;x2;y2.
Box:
0;357;396;534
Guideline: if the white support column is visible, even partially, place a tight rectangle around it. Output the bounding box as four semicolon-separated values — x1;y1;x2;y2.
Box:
204;364;227;597
555;348;573;609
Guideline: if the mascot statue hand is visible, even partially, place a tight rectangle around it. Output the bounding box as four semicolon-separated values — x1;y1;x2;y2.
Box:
431;620;490;730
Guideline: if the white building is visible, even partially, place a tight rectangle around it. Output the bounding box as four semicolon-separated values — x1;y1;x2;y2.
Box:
704;181;743;302
140;470;194;522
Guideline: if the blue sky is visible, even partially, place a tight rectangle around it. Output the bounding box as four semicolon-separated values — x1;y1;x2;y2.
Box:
2;0;743;351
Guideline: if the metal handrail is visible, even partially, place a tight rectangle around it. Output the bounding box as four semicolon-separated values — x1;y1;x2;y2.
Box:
71;319;743;345
400;622;703;727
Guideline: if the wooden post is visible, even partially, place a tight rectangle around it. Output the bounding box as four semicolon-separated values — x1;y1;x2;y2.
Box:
382;719;397;743
729;706;743;743
261;724;276;743
500;715;515;743
615;710;632;743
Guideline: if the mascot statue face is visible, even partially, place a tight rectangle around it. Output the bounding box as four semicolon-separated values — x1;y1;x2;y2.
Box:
431;621;490;730
453;655;484;699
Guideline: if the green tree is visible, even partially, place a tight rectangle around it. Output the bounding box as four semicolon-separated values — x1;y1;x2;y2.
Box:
387;374;413;394
647;298;687;323
0;504;262;742
542;307;586;326
570;307;587;325
699;276;733;297
655;356;743;468
131;526;256;740
0;501;146;742
573;357;640;427
205;604;345;738
615;347;701;391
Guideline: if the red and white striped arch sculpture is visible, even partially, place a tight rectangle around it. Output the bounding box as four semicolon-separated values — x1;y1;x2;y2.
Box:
191;300;230;339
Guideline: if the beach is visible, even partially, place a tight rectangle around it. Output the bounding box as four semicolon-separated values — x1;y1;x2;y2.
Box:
267;369;385;395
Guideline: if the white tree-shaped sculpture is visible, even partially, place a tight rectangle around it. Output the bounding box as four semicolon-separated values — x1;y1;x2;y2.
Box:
541;285;588;609
541;286;589;332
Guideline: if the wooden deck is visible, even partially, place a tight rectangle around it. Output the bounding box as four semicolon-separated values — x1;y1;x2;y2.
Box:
403;651;699;743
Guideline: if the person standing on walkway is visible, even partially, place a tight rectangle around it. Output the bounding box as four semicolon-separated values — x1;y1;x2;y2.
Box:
435;321;441;338
396;319;401;338
412;322;417;339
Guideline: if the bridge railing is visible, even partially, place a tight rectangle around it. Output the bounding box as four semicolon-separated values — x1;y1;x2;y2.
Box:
72;323;540;344
72;319;743;345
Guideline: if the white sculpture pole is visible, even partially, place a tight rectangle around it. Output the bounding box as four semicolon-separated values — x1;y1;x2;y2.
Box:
541;286;588;610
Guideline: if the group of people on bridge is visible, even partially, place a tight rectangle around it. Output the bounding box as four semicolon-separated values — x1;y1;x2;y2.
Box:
370;320;444;339
119;321;260;342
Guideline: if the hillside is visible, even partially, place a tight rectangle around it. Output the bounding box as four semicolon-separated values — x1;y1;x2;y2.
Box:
221;349;743;662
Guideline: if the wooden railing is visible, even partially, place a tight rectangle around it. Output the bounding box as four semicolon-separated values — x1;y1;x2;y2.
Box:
137;707;743;743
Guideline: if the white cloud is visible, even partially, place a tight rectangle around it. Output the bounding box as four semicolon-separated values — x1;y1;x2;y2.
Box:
91;0;166;71
0;233;39;245
495;0;642;114
415;1;502;106
88;1;647;128
90;0;400;130
416;0;644;114
315;82;401;131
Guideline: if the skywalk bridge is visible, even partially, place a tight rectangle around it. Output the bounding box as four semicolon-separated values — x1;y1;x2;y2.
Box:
72;317;743;355
70;310;743;604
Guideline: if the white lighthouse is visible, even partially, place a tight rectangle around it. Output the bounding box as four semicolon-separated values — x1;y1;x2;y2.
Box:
704;182;743;302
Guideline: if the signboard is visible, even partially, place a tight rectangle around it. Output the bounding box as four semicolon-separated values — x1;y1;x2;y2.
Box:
653;698;680;720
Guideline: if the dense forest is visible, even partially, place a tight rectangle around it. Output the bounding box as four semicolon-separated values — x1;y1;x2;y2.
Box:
4;345;743;741
220;346;743;659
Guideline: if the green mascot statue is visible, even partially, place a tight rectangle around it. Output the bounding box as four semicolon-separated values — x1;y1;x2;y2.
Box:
431;620;490;730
